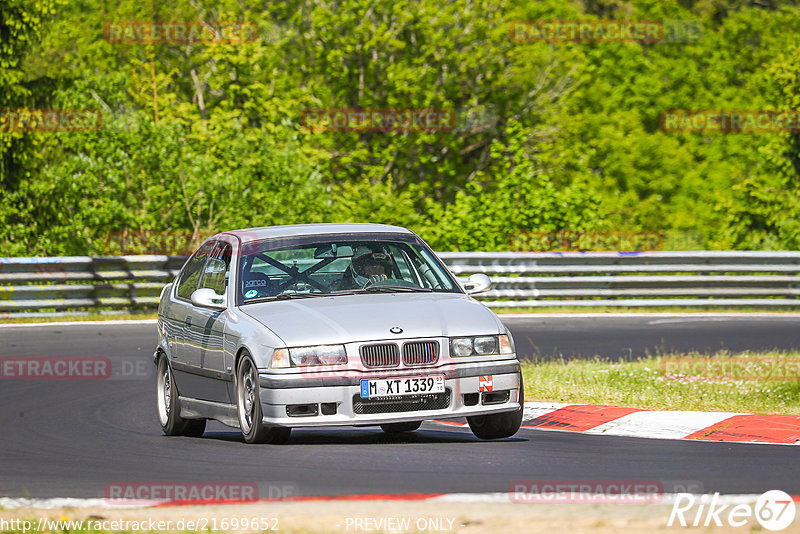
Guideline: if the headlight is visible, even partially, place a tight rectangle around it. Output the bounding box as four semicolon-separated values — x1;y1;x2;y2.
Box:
270;345;347;368
289;344;347;367
451;337;474;357
450;335;514;357
474;336;498;355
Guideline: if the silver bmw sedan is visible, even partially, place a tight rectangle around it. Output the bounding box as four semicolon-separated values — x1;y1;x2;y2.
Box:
155;223;523;444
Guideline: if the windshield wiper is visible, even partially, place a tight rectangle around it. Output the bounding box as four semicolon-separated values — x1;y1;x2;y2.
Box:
245;291;349;304
275;292;326;300
359;286;433;293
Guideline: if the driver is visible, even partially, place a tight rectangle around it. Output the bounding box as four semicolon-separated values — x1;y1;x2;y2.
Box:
349;246;393;287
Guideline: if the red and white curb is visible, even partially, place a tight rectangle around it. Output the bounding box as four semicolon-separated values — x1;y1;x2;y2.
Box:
435;402;800;445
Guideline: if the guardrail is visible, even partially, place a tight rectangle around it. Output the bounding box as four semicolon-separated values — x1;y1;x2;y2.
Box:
0;256;185;317
1;251;800;317
442;251;800;308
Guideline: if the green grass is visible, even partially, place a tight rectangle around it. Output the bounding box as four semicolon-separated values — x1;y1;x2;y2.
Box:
521;350;800;414
0;311;157;324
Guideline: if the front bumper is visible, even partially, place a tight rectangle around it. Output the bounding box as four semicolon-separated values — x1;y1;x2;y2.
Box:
256;360;521;427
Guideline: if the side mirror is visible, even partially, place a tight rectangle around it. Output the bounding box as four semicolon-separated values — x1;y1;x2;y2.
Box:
191;288;227;310
462;273;492;295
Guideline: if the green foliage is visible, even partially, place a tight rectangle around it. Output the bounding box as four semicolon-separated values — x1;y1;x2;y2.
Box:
3;78;332;255
2;0;800;254
0;0;58;105
0;0;59;185
717;43;800;249
423;120;603;250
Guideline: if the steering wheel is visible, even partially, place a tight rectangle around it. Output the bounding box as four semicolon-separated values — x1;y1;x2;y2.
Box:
362;274;388;288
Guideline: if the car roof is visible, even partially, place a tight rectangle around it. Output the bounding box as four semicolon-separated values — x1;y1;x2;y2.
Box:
218;223;414;244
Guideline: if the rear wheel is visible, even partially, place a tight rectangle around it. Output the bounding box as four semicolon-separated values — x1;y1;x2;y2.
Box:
236;353;291;444
157;356;206;437
380;421;422;433
467;375;524;440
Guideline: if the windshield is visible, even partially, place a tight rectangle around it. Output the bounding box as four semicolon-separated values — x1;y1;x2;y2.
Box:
237;234;460;303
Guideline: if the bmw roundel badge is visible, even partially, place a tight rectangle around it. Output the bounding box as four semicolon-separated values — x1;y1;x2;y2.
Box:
389;326;403;334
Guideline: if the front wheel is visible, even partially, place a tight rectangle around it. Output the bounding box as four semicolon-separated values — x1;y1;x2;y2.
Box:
156;356;206;437
467;375;524;440
236;353;291;444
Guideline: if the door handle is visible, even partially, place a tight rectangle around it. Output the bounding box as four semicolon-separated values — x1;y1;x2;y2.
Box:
185;316;192;327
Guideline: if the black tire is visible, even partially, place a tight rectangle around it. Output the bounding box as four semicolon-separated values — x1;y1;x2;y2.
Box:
467;375;524;440
157;356;206;437
380;421;422;433
236;353;292;444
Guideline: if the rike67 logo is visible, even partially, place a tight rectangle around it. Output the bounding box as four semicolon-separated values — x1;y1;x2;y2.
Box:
668;490;796;531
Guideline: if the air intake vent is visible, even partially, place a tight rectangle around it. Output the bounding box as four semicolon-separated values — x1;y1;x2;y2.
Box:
360;343;400;368
403;341;440;366
353;390;451;415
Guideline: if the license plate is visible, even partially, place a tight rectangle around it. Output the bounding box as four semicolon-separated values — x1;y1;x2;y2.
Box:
360;376;445;398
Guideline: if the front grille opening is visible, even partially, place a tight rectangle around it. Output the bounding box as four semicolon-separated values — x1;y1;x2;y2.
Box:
286;403;319;417
403;341;440;366
482;390;510;405
360;343;400;368
463;392;479;406
353;389;451;415
320;402;338;416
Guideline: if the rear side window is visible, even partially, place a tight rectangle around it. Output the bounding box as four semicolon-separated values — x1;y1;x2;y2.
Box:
176;240;215;300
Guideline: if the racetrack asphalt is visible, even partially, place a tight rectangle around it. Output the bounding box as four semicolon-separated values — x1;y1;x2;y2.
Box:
0;315;798;499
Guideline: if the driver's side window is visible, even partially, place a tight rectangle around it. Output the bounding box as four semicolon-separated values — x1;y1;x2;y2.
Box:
176;240;215;300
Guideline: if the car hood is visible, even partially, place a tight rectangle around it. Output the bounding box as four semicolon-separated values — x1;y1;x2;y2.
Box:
239;292;503;347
